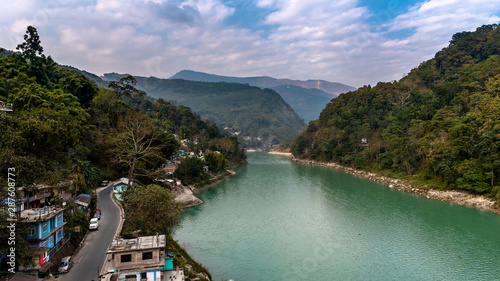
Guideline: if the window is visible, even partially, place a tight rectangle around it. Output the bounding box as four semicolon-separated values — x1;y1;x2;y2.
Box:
49;235;53;247
42;222;47;233
121;254;132;263
58;213;62;223
28;227;36;236
142;251;153;260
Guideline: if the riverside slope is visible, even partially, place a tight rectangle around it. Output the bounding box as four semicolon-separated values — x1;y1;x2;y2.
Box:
291;157;499;215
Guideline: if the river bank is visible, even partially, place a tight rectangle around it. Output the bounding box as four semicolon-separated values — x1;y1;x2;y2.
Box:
267;150;293;156
172;170;237;208
291;157;500;215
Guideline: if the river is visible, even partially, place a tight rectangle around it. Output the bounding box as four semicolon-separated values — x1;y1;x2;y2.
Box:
174;152;500;281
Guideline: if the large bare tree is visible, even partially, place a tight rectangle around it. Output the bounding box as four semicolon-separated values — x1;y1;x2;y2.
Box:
111;112;164;184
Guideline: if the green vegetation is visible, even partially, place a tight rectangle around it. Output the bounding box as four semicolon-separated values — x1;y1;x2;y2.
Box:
291;24;500;198
0;26;246;271
122;184;181;237
99;73;306;148
170;69;356;123
270;84;337;122
169;237;212;281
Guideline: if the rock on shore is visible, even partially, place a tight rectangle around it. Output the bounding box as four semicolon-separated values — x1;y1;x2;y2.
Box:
292;158;500;215
172;185;204;208
171;170;237;209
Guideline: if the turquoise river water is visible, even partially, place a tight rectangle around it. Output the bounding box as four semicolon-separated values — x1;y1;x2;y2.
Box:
174;152;500;281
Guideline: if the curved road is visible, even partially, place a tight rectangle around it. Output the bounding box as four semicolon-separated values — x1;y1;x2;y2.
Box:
58;183;120;281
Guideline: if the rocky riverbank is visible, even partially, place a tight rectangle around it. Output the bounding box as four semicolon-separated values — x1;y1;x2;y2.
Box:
172;170;237;208
292;157;500;215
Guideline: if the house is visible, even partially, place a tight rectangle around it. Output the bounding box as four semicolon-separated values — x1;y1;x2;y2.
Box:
105;234;183;281
0;101;13;112
17;185;52;210
75;194;91;211
113;178;137;201
17;181;73;211
161;162;178;174
19;206;69;273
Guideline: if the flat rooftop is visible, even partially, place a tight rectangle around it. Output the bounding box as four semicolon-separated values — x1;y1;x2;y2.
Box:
20;207;65;222
107;234;166;254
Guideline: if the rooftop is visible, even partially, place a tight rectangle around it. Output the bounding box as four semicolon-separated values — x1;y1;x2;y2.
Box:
75;193;91;207
107;234;166;254
20;206;65;222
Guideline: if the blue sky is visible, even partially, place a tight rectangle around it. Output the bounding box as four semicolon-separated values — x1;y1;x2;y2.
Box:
0;0;499;87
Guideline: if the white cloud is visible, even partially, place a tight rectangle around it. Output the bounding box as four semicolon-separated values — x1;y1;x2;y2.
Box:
0;0;499;88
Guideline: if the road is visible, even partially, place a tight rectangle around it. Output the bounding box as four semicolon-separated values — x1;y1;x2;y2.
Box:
58;183;121;281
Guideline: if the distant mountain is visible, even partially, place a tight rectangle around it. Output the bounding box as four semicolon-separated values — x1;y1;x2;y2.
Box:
0;47;13;57
170;70;355;122
96;73;305;148
269;85;336;123
170;70;355;95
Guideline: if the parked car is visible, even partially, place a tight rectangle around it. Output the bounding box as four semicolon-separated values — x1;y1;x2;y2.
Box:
101;180;109;186
94;209;101;220
58;256;72;273
89;218;99;230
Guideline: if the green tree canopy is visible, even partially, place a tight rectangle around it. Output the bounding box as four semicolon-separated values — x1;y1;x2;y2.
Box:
122;184;181;237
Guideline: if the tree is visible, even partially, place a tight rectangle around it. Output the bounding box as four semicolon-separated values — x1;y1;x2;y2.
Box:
16;26;44;63
16;26;47;84
122;184;181;237
110;112;164;184
174;157;205;184
205;151;227;173
108;75;137;99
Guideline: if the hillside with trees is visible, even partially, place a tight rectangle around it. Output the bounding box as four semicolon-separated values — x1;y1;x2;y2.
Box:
270;84;338;122
96;73;306;148
0;26;246;270
170;70;355;122
291;24;500;198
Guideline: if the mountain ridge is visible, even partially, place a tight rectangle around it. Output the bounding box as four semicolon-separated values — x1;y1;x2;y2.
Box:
82;72;306;148
170;69;356;95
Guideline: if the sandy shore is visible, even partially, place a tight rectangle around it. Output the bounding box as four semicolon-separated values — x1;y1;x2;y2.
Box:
268;151;293;156
292;158;500;215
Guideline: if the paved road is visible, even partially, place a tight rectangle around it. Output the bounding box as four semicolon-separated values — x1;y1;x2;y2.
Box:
57;184;120;281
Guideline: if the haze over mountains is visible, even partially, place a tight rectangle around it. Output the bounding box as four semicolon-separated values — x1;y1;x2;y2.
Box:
171;70;356;122
170;70;355;95
79;72;304;148
72;67;357;146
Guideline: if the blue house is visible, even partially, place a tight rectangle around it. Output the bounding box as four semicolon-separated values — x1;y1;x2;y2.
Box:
20;206;68;271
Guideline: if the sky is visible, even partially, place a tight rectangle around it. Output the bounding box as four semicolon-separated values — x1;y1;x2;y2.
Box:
0;0;499;88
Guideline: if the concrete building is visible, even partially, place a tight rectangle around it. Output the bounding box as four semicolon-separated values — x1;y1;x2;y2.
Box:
105;234;182;281
19;206;69;272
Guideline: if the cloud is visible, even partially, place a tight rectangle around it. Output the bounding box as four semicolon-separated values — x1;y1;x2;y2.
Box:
0;0;499;88
149;2;202;25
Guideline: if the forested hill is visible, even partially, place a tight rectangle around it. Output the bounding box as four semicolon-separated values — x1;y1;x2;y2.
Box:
0;28;246;188
97;74;306;148
170;70;355;122
291;24;500;197
270;85;338;123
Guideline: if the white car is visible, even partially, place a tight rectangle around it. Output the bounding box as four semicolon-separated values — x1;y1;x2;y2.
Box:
89;218;99;230
58;256;71;273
